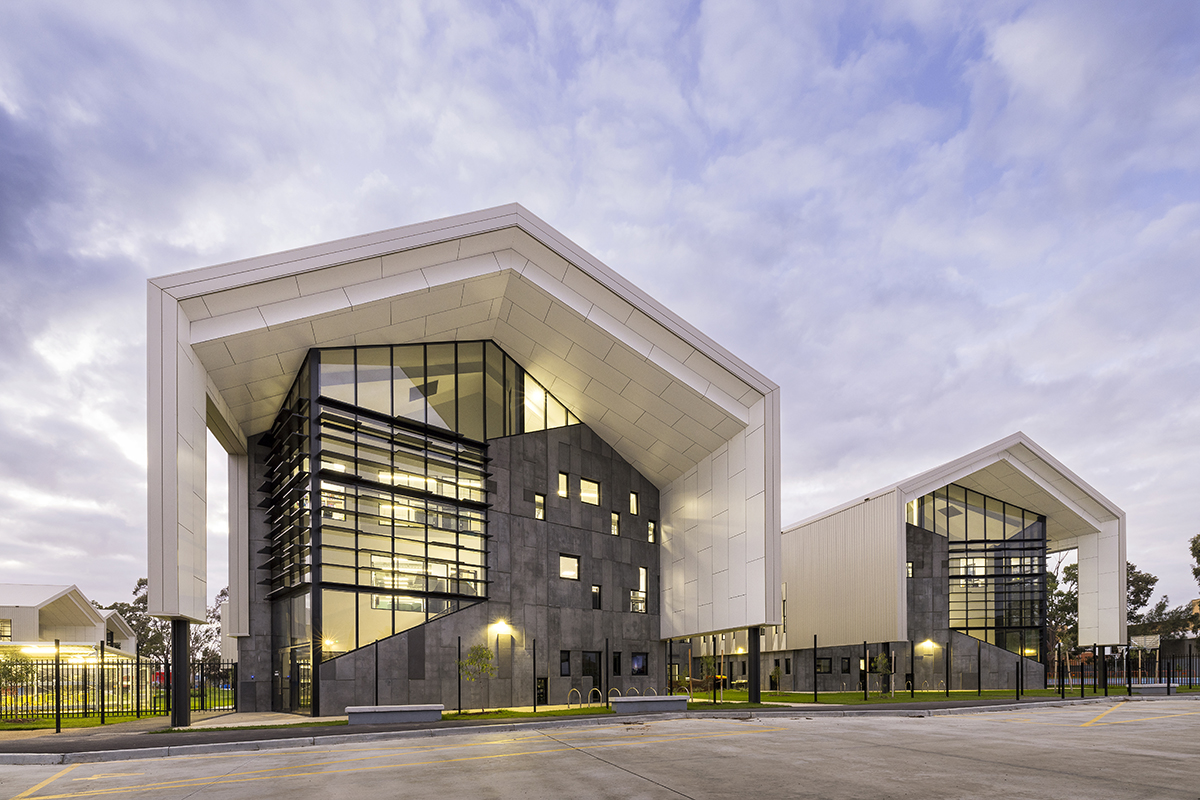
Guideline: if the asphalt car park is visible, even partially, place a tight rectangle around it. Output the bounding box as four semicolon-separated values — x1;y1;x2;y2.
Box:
3;698;1198;800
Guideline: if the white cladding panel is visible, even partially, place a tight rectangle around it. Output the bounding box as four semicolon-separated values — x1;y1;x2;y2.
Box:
1078;516;1126;645
147;286;209;623
781;491;904;647
226;452;250;637
661;392;781;639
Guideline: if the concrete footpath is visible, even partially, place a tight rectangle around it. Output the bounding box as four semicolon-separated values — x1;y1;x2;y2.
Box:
2;694;1189;765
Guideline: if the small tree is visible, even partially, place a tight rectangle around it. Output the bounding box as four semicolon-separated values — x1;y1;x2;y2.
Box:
457;644;496;713
0;655;37;687
872;652;891;695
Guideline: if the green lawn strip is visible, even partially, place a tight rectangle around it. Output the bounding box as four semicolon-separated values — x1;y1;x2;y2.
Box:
0;713;168;731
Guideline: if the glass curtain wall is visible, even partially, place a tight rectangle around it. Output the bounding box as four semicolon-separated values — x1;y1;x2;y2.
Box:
906;484;1047;661
263;340;580;711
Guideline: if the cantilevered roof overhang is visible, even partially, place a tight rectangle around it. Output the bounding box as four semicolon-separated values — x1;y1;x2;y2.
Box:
149;204;783;639
893;432;1123;550
150;204;774;489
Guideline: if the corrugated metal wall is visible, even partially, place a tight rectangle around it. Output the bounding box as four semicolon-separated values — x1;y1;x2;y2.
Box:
780;490;905;647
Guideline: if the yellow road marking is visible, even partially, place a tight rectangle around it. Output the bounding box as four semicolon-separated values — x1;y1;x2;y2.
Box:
10;764;78;800
1092;710;1200;726
1081;704;1121;727
71;774;143;782
21;726;783;799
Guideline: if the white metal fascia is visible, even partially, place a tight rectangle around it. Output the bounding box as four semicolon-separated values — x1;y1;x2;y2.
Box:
151;204;776;400
783;431;1123;534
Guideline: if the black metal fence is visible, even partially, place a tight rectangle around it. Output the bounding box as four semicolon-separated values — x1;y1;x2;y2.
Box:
1049;651;1199;689
0;655;236;721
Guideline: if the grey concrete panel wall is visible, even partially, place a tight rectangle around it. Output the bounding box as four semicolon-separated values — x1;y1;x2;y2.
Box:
905;523;948;645
236;432;276;712
314;423;664;713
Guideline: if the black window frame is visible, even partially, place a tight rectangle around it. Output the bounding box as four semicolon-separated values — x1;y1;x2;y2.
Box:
816;657;832;674
560;650;571;677
631;652;648;676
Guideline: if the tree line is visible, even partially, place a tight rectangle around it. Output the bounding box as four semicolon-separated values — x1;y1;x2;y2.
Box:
1047;533;1200;651
94;578;228;663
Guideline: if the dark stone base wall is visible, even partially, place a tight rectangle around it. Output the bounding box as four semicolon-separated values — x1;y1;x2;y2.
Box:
752;634;1044;694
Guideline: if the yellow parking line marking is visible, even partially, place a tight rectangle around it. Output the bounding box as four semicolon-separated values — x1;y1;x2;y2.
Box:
1092;710;1200;726
22;726;783;799
1081;704;1121;727
10;764;78;800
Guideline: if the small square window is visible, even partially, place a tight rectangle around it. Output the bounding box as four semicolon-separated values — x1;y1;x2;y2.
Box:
647;520;656;543
559;554;580;580
591;584;602;610
560;650;571;677
558;472;569;498
816;657;832;674
613;651;622;676
0;619;11;642
631;652;648;676
629;492;639;515
535;493;546;520
610;511;620;536
580;478;600;505
906;561;913;578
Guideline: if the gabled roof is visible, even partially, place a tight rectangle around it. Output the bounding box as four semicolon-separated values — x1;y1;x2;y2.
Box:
0;584;75;608
150;204;776;488
0;584;107;630
100;609;137;640
786;432;1123;547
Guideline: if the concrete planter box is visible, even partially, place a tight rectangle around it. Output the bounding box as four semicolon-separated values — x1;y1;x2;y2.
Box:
346;704;444;724
1132;685;1176;695
610;696;687;715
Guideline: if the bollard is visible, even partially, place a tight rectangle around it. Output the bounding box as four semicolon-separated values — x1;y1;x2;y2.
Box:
54;639;61;734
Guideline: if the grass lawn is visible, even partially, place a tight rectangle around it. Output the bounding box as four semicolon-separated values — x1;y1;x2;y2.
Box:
0;712;168;731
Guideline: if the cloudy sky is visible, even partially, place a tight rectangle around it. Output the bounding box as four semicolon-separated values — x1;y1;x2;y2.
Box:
1;1;1197;615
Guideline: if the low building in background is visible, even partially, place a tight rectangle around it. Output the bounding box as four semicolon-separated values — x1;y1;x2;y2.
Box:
0;584;136;662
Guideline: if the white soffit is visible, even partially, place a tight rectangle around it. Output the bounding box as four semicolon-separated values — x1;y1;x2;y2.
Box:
150;204;775;488
785;432;1122;546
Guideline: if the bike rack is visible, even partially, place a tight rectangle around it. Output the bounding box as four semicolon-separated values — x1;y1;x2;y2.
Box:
587;687;602;706
567;688;582;708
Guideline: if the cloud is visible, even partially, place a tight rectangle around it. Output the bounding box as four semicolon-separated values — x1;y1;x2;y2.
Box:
0;0;1197;610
